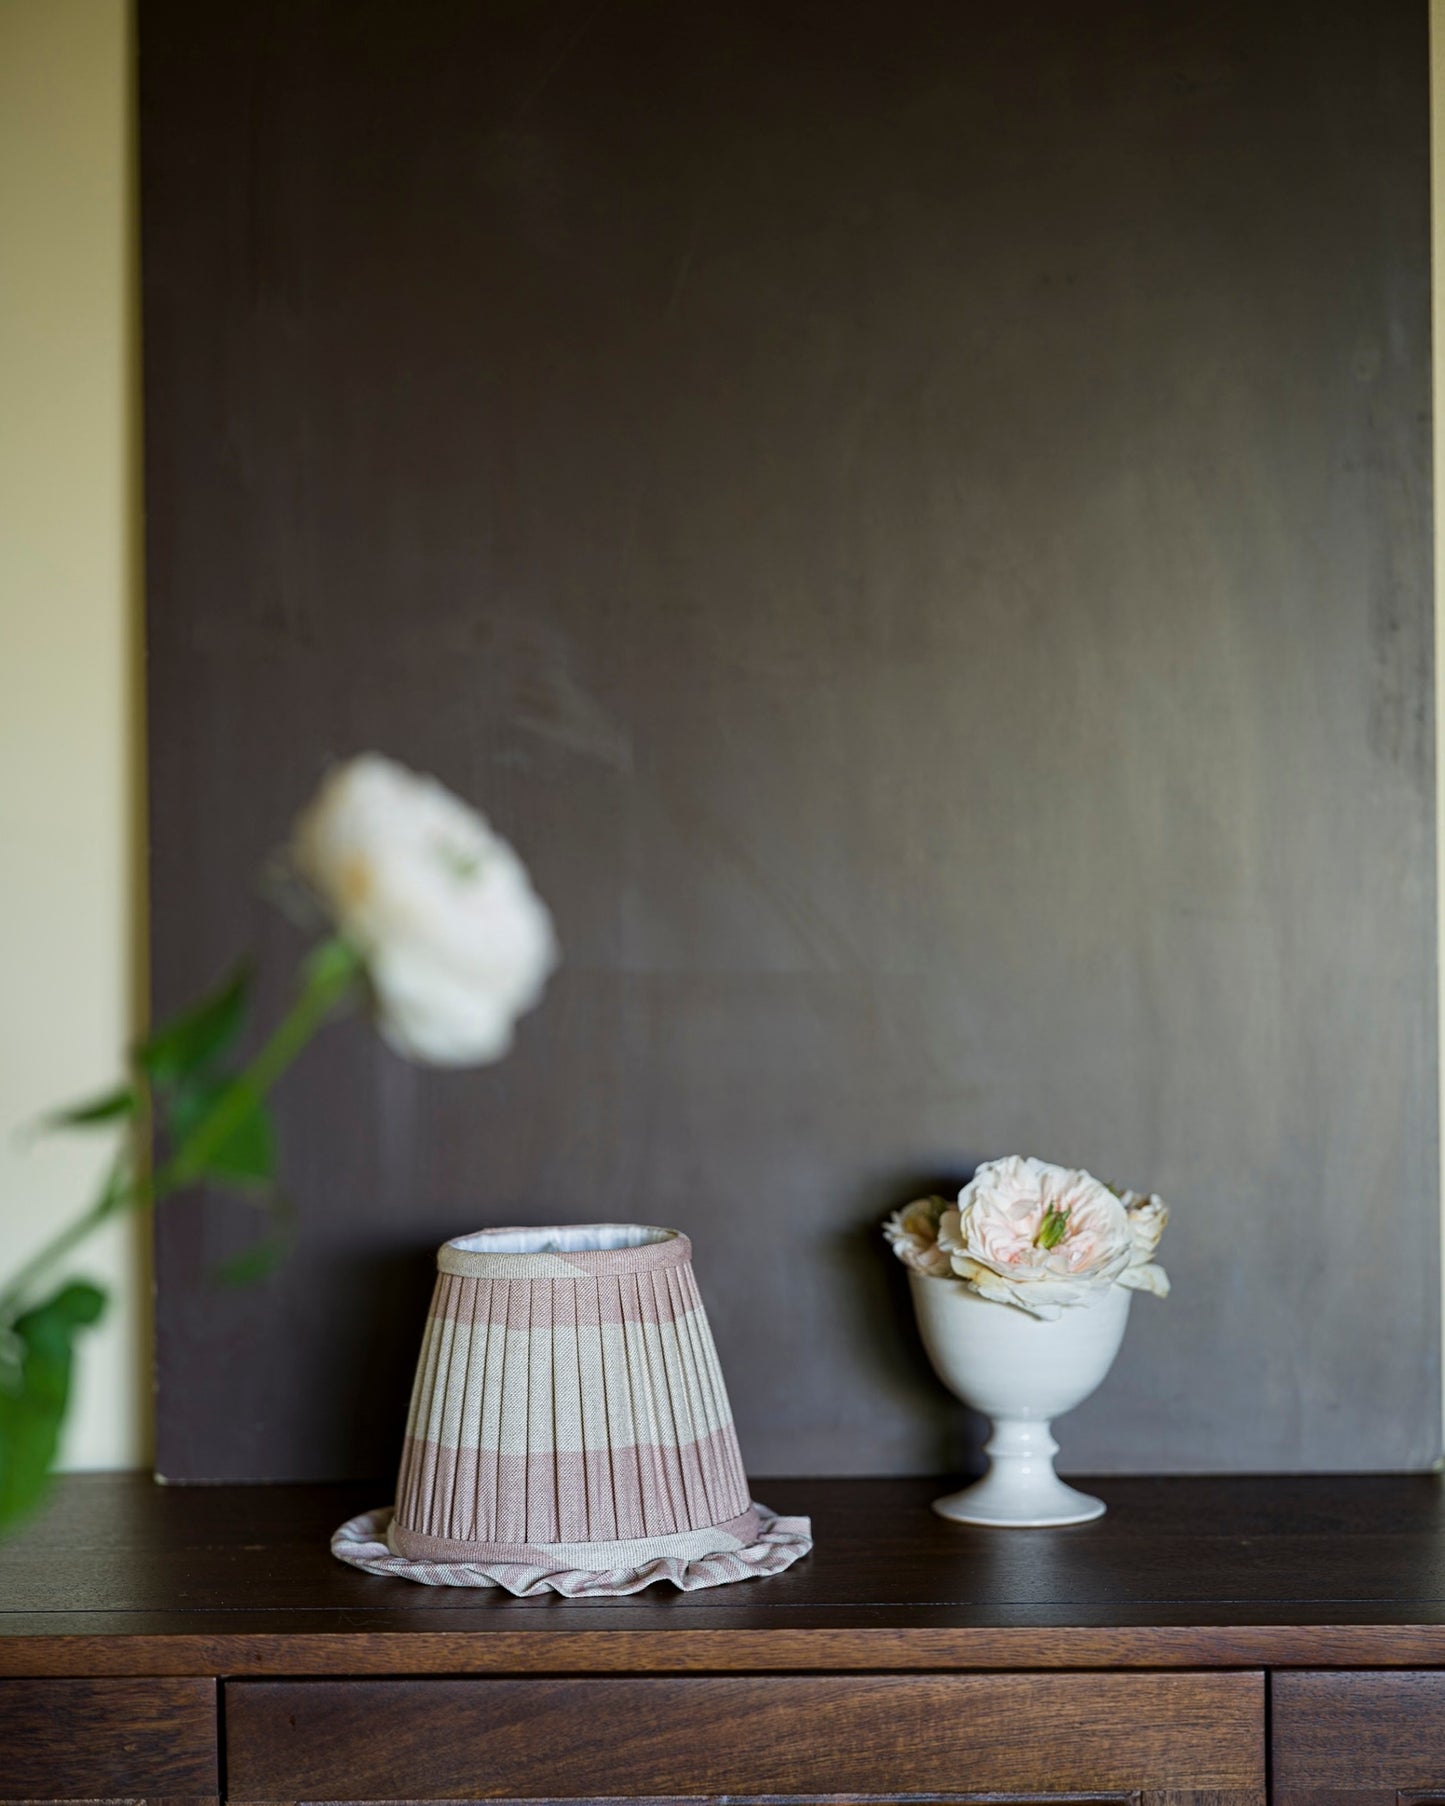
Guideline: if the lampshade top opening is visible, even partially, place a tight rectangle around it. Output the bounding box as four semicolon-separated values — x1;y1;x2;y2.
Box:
436;1223;691;1279
447;1224;678;1256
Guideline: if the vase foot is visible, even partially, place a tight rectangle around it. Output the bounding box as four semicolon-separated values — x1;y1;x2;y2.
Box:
931;1473;1105;1528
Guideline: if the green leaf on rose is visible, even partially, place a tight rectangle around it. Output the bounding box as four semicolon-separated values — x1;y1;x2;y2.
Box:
1034;1204;1071;1252
0;1280;107;1533
139;964;250;1088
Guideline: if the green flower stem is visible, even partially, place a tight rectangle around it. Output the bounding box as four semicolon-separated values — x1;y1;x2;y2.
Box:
153;938;363;1192
0;938;364;1325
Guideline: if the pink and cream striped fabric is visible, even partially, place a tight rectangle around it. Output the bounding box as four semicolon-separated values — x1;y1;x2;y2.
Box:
389;1225;761;1568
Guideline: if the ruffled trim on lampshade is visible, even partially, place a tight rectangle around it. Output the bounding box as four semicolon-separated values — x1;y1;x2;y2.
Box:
331;1501;813;1595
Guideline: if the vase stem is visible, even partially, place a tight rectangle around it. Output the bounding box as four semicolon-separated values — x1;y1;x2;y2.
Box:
930;1413;1106;1528
985;1415;1059;1482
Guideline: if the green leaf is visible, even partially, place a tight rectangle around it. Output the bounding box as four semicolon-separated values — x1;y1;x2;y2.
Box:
209;1195;297;1288
205;1099;275;1186
211;1230;289;1287
168;1076;276;1187
14;1280;107;1361
139;964;250;1088
0;1280;107;1536
43;1087;136;1132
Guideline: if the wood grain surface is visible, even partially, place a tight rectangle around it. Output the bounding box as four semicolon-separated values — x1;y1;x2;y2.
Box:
1273;1672;1445;1798
3;1475;1445;1677
0;1677;217;1800
139;0;1437;1484
223;1798;1255;1806
227;1798;1150;1806
225;1672;1263;1800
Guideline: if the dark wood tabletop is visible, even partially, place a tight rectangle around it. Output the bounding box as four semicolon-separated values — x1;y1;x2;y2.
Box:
3;1472;1445;1675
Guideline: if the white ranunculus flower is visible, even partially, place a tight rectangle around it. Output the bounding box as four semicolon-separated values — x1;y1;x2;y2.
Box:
882;1196;953;1277
940;1156;1135;1320
1114;1188;1171;1297
293;754;558;1066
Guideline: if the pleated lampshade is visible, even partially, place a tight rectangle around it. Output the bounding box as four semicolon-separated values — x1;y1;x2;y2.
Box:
389;1225;760;1566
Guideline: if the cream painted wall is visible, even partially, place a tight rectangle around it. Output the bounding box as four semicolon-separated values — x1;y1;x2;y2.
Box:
0;0;147;1470
0;1;1442;1474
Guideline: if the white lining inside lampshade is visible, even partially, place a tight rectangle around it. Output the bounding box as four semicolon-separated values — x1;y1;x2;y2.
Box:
446;1224;678;1256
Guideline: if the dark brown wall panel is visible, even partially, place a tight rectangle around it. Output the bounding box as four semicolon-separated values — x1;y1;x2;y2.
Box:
141;0;1436;1480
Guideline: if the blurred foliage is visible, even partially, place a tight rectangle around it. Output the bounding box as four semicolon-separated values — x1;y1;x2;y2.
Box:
0;944;361;1536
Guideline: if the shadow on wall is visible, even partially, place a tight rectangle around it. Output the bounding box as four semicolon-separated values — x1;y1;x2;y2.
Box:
839;1165;990;1482
326;1245;439;1482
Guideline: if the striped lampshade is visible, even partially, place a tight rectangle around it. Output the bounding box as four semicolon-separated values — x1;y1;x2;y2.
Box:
390;1225;760;1567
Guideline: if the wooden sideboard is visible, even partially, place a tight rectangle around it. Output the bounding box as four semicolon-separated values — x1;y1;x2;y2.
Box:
5;1474;1445;1805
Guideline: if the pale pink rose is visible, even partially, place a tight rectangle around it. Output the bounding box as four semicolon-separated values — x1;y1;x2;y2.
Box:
882;1196;953;1278
940;1156;1134;1319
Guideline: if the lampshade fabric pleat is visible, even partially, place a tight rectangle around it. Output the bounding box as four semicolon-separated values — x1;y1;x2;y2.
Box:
389;1226;758;1564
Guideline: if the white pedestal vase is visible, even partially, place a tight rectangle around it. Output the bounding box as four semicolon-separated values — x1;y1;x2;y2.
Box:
909;1271;1131;1527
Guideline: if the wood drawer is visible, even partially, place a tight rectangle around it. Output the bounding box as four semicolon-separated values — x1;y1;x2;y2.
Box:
0;1676;218;1803
1274;1670;1445;1806
225;1671;1264;1803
